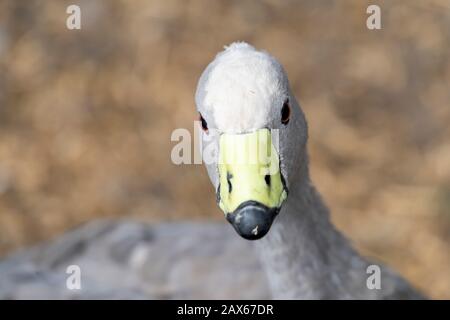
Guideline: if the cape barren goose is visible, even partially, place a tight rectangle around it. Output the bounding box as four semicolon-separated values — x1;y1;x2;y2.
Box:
195;42;424;299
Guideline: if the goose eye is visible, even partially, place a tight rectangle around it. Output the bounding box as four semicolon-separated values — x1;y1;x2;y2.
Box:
281;99;291;125
199;113;208;132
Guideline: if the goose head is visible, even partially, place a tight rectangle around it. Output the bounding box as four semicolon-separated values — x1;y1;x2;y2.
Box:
195;42;308;240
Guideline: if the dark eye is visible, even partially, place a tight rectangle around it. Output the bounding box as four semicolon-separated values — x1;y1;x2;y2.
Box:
199;113;208;132
281;99;291;125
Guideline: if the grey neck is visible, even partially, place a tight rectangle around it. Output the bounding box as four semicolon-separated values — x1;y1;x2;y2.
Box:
255;175;373;299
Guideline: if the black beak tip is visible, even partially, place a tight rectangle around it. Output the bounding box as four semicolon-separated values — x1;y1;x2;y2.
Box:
226;201;279;240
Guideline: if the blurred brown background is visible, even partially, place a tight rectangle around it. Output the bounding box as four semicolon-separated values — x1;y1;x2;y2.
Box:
0;0;449;298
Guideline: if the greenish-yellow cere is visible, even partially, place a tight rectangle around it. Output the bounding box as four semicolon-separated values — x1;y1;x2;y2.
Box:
218;129;287;213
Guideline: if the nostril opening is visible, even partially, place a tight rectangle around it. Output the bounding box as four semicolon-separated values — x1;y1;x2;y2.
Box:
264;174;271;186
227;172;233;193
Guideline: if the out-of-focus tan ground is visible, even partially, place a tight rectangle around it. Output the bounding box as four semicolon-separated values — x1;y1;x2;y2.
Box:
0;0;449;298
